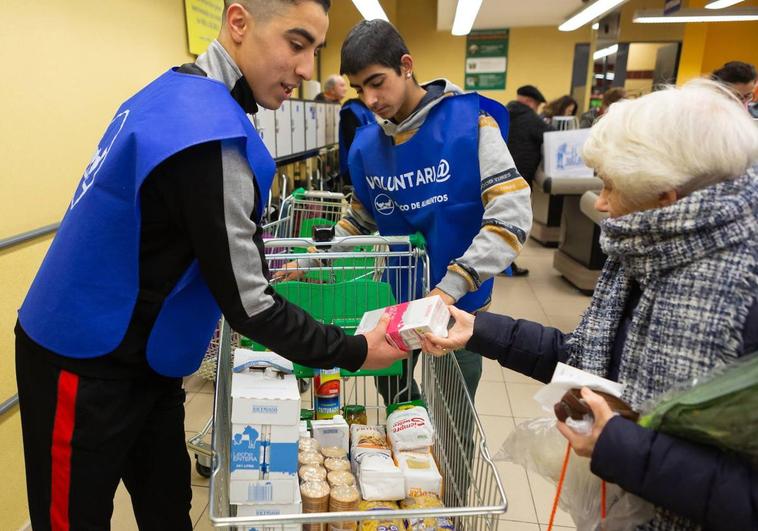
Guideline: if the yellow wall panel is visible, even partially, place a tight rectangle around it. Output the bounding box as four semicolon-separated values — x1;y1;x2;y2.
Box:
1;1;193;528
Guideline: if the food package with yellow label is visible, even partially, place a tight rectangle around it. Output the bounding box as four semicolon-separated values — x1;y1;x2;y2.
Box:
394;451;443;497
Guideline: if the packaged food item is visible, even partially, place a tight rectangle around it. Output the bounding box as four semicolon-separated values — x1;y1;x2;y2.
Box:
300;438;321;453
358;453;406;501
321;446;349;459
387;405;435;451
315;368;341;420
299;450;325;467
355;296;450;351
394;452;443;497
350;424;391;472
328;470;356;487
299;464;328;482
312;415;350;452
301;480;331;531
344;404;368;427
400;495;454;531
324;457;352;472
358;500;405;531
329;484;361;530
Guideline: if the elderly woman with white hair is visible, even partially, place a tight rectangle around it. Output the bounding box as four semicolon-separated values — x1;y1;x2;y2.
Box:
422;79;758;531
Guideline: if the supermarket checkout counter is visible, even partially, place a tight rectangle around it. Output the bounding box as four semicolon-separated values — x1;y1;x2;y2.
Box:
530;166;602;246
553;190;608;294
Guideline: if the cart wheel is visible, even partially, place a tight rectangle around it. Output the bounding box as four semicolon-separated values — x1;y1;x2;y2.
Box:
195;459;211;478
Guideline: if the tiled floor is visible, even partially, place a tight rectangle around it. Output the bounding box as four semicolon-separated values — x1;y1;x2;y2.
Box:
110;239;592;530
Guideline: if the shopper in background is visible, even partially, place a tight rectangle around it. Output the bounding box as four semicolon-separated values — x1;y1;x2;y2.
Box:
540;94;578;126
505;84;552;276
337;97;375;189
314;73;347;103
711;60;757;111
579;86;627;128
14;1;405;530
422;79;758;531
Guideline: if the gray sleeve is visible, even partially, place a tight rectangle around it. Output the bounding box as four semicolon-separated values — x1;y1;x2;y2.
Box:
436;115;533;302
220;139;275;317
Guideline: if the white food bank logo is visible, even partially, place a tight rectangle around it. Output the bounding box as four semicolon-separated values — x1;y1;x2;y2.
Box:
374;193;395;215
70;110;130;210
365;158;451;193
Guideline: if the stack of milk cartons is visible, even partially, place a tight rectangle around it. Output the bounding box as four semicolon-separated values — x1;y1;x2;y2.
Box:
230;348;302;529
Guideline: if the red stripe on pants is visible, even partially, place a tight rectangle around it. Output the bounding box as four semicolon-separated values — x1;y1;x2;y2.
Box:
50;370;79;531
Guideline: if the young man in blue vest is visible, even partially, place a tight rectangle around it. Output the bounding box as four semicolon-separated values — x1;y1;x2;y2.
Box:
338;20;533;403
14;2;404;529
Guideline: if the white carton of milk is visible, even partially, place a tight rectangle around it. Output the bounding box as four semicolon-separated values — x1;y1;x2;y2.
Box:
231;349;300;426
355;296;450;351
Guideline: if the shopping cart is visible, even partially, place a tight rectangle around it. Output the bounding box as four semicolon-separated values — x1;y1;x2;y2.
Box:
264;188;348;240
205;235;508;530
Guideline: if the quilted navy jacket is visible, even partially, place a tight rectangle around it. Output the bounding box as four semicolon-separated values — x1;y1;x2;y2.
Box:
466;289;758;530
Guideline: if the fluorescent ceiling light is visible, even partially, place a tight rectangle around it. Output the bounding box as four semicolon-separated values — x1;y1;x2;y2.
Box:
352;0;388;21
705;0;744;8
592;22;600;29
559;0;628;32
593;44;618;60
634;7;758;22
452;0;484;36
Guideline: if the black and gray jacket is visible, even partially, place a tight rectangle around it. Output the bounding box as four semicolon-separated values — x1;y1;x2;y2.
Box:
16;40;367;379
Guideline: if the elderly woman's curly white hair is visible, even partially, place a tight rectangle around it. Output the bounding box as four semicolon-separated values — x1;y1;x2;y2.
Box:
582;79;758;205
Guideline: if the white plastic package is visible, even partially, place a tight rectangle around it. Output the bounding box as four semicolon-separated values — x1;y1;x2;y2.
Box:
495;417;655;530
387;406;434;451
357;453;406;501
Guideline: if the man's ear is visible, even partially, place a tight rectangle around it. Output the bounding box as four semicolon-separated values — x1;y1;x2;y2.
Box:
659;190;678;208
400;54;414;78
225;3;249;44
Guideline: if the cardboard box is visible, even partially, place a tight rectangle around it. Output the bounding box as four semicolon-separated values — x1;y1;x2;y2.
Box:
229;477;299;504
355;296;450;351
231;350;300;426
230;424;300;480
310;415;349;452
235;487;302;514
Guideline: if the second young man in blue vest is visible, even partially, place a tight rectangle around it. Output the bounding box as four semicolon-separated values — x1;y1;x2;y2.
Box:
338;20;533;401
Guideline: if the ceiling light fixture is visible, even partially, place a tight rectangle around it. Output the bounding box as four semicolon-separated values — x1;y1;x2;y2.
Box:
633;7;758;22
593;43;618;60
351;0;389;21
452;0;484;36
705;0;745;8
559;0;628;32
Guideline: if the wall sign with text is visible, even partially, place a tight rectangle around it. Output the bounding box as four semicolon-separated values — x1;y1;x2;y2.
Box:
465;29;509;91
185;0;224;56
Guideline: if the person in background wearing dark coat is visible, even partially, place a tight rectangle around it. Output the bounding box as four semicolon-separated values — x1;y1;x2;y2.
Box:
422;79;758;531
505;85;551;276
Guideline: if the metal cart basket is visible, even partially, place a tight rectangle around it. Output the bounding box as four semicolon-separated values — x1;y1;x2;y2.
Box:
265;188;348;240
206;235;507;530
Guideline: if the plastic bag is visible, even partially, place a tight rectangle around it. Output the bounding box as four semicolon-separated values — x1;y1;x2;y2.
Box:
638;352;758;462
494;417;655;530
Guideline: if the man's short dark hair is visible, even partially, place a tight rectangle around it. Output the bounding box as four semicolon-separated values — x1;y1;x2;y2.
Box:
340;20;409;76
223;0;331;19
712;61;757;84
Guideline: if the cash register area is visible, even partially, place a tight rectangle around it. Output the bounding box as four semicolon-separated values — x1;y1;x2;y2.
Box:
108;240;590;531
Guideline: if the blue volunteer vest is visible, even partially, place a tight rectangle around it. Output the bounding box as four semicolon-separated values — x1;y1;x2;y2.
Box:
338;99;376;176
18;68;275;377
348;93;508;312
